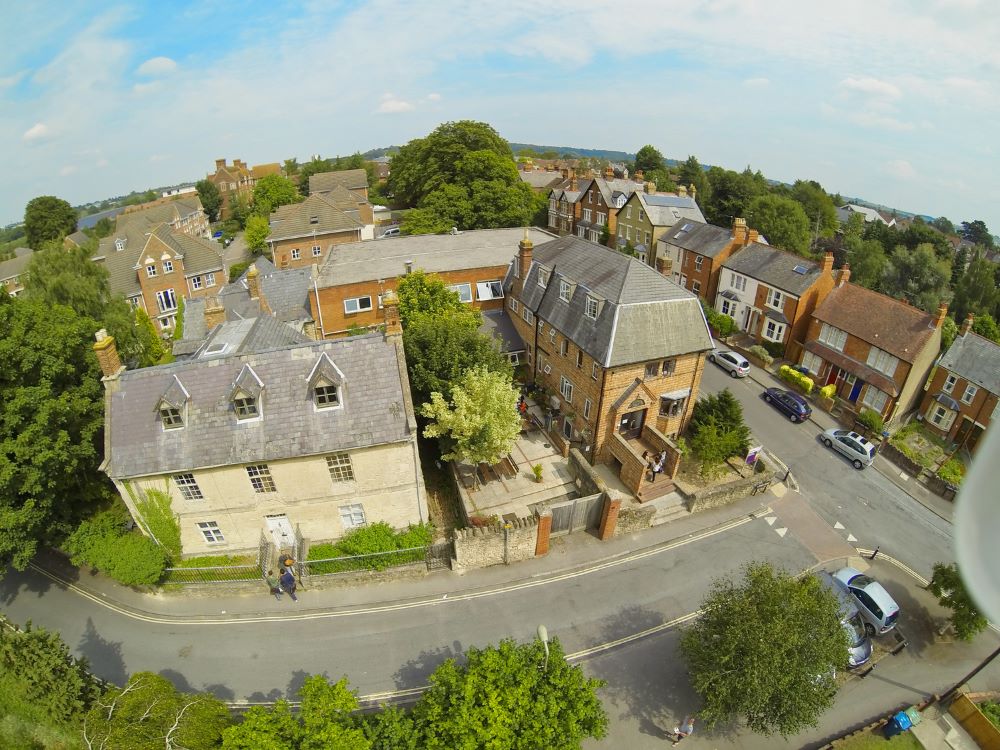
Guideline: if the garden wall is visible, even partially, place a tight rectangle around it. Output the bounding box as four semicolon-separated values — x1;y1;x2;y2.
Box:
453;515;540;569
879;442;924;477
613;502;656;536
686;459;780;513
950;693;1000;749
567;448;608;496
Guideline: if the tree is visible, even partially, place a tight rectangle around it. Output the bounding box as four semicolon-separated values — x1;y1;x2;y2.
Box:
396;269;470;326
283;157;300;176
634;144;666;175
928;563;988;641
83;672;230;750
230;191;251;229
680;562;847;736
411;637;607;750
951;244;970;287
899;222;952;262
941;316;958;352
245;214;272;254
846;238;887;291
790;180;838;239
402;207;453;236
972;313;1000;343
223;701;302;749
252;174;301;217
951;256;999;323
703;167;767;225
421;365;521;465
931;216;955;235
23;243;111;320
297;156;334;196
961;219;995;250
747;194;812;255
0;295;111;571
881;243;950;312
363;705;419;750
24;195;78;249
687;389;750;474
677;155;711;206
195;179;223;223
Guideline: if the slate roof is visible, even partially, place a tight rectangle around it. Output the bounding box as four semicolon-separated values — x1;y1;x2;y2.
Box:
657;221;734;258
309;169;368;194
511;236;713;367
268;193;363;242
0;247;33;281
721;243;824;296
579;177;644;208
634;192;706;227
317;227;555;287
106;332;411;479
520;171;568;190
938;331;1000;395
810;283;938;362
119;197;204;228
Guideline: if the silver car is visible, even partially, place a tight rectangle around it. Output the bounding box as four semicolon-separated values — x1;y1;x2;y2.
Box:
821;428;877;469
818;572;873;667
708;350;750;378
833;567;900;635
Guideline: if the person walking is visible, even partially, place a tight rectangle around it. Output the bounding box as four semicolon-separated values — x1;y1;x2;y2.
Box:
265;570;282;600
671;716;695;745
279;567;298;602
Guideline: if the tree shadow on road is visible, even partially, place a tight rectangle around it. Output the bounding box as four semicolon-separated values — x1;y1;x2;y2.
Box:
78;617;127;686
392;641;464;690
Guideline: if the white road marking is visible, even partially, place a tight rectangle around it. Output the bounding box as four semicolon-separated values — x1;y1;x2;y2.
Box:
847;534;858;542
765;516;776;526
834;521;845;530
775;527;788;538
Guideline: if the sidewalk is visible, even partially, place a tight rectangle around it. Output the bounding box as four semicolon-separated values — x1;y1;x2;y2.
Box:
744;361;954;523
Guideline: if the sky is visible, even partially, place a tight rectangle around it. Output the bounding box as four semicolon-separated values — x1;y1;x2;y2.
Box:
3;0;999;231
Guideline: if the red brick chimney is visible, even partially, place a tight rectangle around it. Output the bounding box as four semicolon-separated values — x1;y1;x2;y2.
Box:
821;251;834;275
93;329;123;379
634;169;644;181
517;228;533;294
933;302;949;329
731;217;749;245
215;158;226;170
604;165;613;178
837;263;851;287
961;313;974;337
570;169;578;191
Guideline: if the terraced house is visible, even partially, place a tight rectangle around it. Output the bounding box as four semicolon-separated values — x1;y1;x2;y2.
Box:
266;193;367;270
614;187;705;266
505;233;714;493
656;218;759;302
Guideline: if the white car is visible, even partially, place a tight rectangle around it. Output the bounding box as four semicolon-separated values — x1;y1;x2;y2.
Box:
708;350;750;378
833;567;900;635
821;428;877;469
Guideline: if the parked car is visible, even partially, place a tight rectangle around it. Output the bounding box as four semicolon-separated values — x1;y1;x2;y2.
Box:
833;567;900;635
821;428;877;469
763;387;812;423
379;227;400;238
708;350;750;378
817;571;873;667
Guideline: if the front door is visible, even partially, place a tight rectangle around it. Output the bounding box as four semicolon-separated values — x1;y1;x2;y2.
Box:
849;377;863;402
954;418;984;451
265;514;294;553
618;409;645;440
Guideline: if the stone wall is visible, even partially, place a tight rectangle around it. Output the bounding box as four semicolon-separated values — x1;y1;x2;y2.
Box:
613;500;656;536
879;442;924;477
686;459;780;513
567;448;608;496
453;515;540;569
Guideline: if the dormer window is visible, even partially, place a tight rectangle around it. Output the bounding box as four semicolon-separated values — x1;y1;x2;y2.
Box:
159;406;183;429
538;267;550;288
156;375;190;430
146;264;157;278
559;280;573;302
114;238;126;252
307;352;346;411
585;295;599;320
309;215;319;225
315;384;340;408
230;364;264;421
163;260;173;273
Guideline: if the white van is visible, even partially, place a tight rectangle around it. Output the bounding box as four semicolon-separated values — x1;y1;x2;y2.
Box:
380;227;400;239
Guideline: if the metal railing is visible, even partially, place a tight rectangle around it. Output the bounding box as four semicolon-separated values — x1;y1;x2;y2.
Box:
301;546;428;578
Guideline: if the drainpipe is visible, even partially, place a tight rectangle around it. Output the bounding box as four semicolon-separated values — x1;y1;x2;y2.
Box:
313;276;326;338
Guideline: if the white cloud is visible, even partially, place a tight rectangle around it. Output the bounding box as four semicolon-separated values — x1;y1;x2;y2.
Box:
743;77;770;88
838;76;902;100
884;159;917;179
133;81;160;95
377;93;414;113
426;92;442;101
96;158;109;168
0;70;27;89
847;110;915;131
22;122;50;141
59;165;77;176
136;56;178;76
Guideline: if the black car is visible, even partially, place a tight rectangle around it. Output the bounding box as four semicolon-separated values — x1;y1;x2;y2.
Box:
763;387;812;422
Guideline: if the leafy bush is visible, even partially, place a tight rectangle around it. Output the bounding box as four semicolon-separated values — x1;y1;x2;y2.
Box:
748;345;773;367
761;340;785;358
65;507;168;585
937;457;965;485
982;701;1000;729
688;390;751;475
306;522;433;573
778;365;814;395
856;408;884;435
700;299;736;339
228;260;251;283
819;384;836;399
133;487;182;559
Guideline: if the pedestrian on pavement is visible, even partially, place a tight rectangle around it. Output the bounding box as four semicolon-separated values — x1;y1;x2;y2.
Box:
265;570;282;600
279;567;298;602
671;716;695;745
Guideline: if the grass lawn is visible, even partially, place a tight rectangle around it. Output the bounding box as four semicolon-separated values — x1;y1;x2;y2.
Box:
890;421;950;470
833;727;922;749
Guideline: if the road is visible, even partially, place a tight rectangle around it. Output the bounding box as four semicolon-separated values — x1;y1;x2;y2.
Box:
700;362;954;579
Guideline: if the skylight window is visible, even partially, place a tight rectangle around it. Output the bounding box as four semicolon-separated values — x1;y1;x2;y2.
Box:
792;265;808;275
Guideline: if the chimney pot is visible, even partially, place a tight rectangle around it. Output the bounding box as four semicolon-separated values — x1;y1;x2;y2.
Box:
821;251;834;274
93;329;123;379
689;183;697;200
960;313;974;337
678;185;687;198
837;263;851;287
933;302;949;329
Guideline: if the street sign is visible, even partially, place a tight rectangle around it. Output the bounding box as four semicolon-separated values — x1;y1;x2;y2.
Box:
745;445;763;465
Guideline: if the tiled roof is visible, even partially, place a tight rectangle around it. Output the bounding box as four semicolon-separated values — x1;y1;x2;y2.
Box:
267;193;363;242
250;163;282;180
512;236;713;366
657;221;734;259
939;331;1000;394
0;247;33;281
106;332;412;479
811;283;938;362
520;171;568;190
635;192;706;227
309;169;368;194
722;243;825;296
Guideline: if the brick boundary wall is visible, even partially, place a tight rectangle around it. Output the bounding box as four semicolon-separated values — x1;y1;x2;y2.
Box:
453;515;540;569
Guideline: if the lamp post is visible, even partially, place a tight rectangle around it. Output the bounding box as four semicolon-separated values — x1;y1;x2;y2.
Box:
537;624;549;671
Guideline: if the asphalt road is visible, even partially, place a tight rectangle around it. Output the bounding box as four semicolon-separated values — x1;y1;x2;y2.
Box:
700;362;954;579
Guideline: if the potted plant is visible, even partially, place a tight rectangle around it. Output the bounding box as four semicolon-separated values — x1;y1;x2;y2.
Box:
531;464;544;483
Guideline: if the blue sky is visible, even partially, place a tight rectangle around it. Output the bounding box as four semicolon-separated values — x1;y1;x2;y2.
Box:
3;0;999;232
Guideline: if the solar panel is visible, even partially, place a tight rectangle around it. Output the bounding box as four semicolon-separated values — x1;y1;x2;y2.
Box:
793;265;808;274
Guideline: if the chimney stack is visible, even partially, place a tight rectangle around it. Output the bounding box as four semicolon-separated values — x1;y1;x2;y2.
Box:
382;289;402;337
837;263;851;287
678;185;687;198
518;228;534;293
961;313;974;337
732;217;748;245
933;302;949;329
604;165;613;178
689;183;697;201
635;169;644;181
93;329;123;379
821;251;834;275
204;297;226;330
246;264;261;299
570;169;578;191
561;168;568;180
645;181;656;194
215;158;226;170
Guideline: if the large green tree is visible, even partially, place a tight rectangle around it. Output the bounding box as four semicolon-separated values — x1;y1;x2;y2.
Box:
677;155;711;205
252;174;302;217
951;255;999;323
396;269;469;326
928;563;988;640
680;562;847;736
961;219;995;250
747;194;812;255
24;195;78;249
846;238;887;291
789;180;838;238
972;314;1000;343
195;179;223;222
703;167;767;225
0;295;111;570
422;365;521;465
881;243;951;312
633;144;666;175
931;216;955;235
245;214;272;254
412;637;607;750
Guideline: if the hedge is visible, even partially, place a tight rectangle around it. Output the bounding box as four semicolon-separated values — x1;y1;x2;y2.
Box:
748;345;773;367
819;383;836;399
778;364;813;395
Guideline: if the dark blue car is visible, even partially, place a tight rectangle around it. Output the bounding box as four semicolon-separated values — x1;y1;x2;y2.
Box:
763;387;812;423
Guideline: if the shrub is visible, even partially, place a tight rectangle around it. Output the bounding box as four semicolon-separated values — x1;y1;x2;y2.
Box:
761;340;785;359
65;508;167;585
856;408;884;435
305;522;434;573
937;457;965;485
819;384;836;400
748;345;773;367
778;365;813;395
228;260;251;283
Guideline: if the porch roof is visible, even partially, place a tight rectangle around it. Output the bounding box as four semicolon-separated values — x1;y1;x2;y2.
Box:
803;339;900;397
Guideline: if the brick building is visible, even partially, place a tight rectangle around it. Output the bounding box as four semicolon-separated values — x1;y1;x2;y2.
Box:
206;158;283;220
308;169;370;200
266;193;366;269
656;218;759;302
613;188;705;266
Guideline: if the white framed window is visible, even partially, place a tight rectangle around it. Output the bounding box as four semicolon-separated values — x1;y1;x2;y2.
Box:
597;212;606;225
818;323;848;352
626;226;632;241
576;349;584;368
866;347;898;377
512;257;520;278
521;306;533;324
729;274;747;292
764;320;786;342
159;406;183;429
560;376;574;402
662;359;676;376
766;288;783;309
312;244;322;257
626;206;632;219
191;276;203;290
314;384;340;409
592;362;599;380
585;295;599;320
159;314;176;330
174;473;203;501
197;521;225;544
291;249;301;260
509;298;519;313
800;351;823;376
645;362;659;378
721;299;736;317
962;383;978;405
163;260;173;273
559;280;572;302
246;464;276;493
146;264;157;278
326;452;355;482
562;417;573;439
589;230;599;242
155;288;177;313
597;193;603;206
577;226;585;238
537;268;550;288
645;231;651;246
115;238;126;251
344;296;372;314
205;272;216;287
476;280;504;301
638;209;645;222
659;395;686;417
943;373;958;394
583;398;592;420
861;386;889;413
694;256;704;271
928;403;956;430
583;208;592;222
449;283;473;303
339;503;366;528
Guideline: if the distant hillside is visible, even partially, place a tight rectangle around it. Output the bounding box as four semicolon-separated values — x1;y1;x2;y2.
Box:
509;143;635;162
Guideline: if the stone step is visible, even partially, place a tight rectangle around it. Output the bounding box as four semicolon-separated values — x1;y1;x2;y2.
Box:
649;491;689;526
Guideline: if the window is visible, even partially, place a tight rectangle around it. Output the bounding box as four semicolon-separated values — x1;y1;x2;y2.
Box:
155;288;177;313
766;288;783;309
626;226;632;241
234;395;258;419
314;384;340;408
560;376;574;402
861;386;888;413
163;260;173;273
344;296;372;314
560;339;569;357
764;320;786;342
476;280;504;300
694;256;704;271
866;347;898;377
626;206;632;219
246;464;276;493
800;351;822;376
576;349;584;368
326;452;355;482
639;209;645;222
159;315;176;330
159;406;183;429
115;238;126;251
521;306;534;324
597;212;606;225
205;272;216;287
583;398;592;420
818;323;848;352
583;208;592;222
588;191;594;204
562;417;573;439
537;268;550;288
592;362;599;380
597;193;603;206
928;404;956;431
692;280;701;294
721;299;736;317
312;244;322;257
659;396;686;417
645;231;650;246
291;249;301;260
577;226;585;238
559;279;572;302
943;374;958;394
449;283;473;303
174;473;203;501
339;503;366;529
662;359;676;376
197;521;225;544
549;328;557;344
509;298;519;313
589;230;599;242
146;264;157;278
645;362;659;378
729;274;747;292
962;383;978;405
192;275;203;290
309;215;319;225
585;295;599;319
